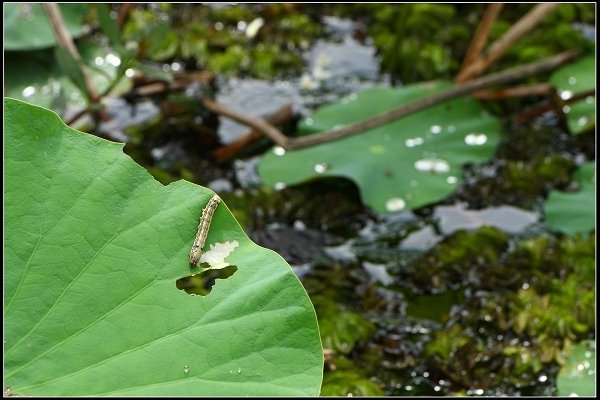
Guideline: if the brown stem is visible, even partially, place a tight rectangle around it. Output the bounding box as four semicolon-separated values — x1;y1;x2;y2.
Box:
456;4;504;82
472;83;552;100
42;3;100;102
286;51;578;151
117;3;133;28
458;3;560;82
513;89;595;124
201;98;289;148
548;88;569;128
65;108;89;126
214;104;294;162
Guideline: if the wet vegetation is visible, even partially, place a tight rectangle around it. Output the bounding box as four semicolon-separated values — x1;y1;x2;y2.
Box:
4;3;595;397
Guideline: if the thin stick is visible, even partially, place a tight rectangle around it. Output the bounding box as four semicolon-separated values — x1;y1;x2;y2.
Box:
472;83;552;100
117;3;133;28
513;89;595;124
456;4;504;82
214;103;293;162
42;3;99;102
201;98;289;148
285;51;578;151
458;3;560;82
65;108;89;126
548;88;568;128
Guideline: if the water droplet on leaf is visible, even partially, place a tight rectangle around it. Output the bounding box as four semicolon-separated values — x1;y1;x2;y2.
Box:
272;146;286;156
430;125;442;134
314;162;330;174
560;90;573;100
405;137;424;147
386;198;406;212
414;158;450;174
446;176;457;184
465;133;487;146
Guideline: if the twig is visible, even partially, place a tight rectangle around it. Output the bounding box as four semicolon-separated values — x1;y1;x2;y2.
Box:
285;51;578;151
127;71;215;98
42;3;99;102
201;98;289;148
65;108;89;126
472;83;552;100
548;88;569;128
513;89;595;124
117;3;133;28
456;4;504;82
457;3;560;83
214;104;293;162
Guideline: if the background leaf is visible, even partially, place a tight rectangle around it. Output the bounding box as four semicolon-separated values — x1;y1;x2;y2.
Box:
544;162;595;236
4;40;131;116
556;340;595;397
258;82;502;212
3;98;323;396
3;4;89;51
550;55;596;134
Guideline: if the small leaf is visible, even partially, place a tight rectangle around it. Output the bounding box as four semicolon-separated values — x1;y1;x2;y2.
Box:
4;4;89;50
53;46;89;101
95;4;125;53
258;82;501;212
544;162;595;236
550;55;596;134
556;340;595;396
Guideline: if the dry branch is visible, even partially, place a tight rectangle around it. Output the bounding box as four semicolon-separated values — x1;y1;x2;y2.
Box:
457;4;504;82
513;88;595;124
472;83;552;100
42;3;99;102
457;3;559;82
201;98;289;148
214;104;294;162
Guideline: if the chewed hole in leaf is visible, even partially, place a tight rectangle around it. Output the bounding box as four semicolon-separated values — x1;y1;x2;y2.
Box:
176;265;238;296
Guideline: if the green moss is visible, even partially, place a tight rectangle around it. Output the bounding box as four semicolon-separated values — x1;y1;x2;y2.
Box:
401;227;509;292
321;369;385;396
122;4;322;79
460;154;576;209
422;232;595;392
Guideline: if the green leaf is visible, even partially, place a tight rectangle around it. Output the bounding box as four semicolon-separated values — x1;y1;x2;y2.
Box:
3;4;89;51
556;340;595;396
544;162;595;236
95;4;126;54
550;55;596;134
54;47;90;101
258;82;502;212
3;98;323;396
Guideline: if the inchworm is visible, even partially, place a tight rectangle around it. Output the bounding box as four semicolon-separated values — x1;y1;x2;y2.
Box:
189;194;221;267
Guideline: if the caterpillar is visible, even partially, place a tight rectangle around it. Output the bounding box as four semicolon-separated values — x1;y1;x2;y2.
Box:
189;194;221;267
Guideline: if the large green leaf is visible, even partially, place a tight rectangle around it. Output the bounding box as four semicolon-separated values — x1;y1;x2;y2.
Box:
544;162;595;236
3;4;89;51
258;82;501;212
556;340;595;397
550;55;596;134
3;98;323;396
